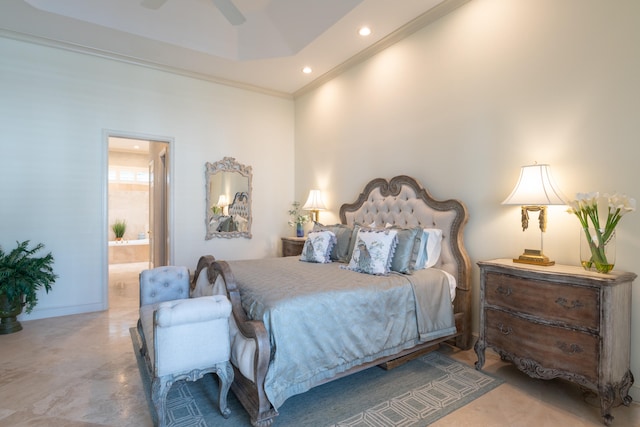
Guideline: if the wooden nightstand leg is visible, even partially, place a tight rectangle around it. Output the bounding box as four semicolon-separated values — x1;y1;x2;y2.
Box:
599;370;635;426
620;370;634;406
599;384;615;426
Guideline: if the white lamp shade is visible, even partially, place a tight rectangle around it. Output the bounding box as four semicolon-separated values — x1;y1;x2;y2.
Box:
302;189;327;211
216;194;228;206
502;164;566;206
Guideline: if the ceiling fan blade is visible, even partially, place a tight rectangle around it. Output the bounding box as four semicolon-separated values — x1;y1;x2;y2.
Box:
212;0;246;26
141;0;168;10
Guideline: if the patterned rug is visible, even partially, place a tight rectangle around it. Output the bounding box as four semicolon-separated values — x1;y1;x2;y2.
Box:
131;328;502;426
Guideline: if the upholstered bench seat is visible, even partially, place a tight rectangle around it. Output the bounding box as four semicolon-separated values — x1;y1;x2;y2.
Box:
139;295;232;378
136;266;233;426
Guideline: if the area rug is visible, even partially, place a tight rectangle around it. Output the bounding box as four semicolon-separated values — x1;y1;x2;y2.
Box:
131;328;502;426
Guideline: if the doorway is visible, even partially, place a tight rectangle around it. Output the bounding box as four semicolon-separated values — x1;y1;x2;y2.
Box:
107;135;171;308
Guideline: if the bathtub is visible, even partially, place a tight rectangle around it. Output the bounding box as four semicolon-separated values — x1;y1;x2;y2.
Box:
108;238;150;264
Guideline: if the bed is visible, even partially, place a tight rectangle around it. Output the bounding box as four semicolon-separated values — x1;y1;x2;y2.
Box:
192;175;472;426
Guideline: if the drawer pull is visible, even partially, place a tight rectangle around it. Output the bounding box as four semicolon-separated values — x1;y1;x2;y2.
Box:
557;341;583;355
496;286;512;297
555;297;584;310
497;323;512;335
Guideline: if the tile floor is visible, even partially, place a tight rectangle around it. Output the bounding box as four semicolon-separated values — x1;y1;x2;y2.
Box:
0;262;638;426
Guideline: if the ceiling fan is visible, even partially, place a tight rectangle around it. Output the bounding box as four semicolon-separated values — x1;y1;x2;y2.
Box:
141;0;246;25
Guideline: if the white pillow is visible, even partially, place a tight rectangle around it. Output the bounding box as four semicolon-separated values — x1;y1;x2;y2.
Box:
346;228;398;275
300;230;336;263
415;228;443;269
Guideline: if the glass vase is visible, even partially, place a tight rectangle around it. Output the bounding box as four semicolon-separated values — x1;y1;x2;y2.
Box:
580;228;615;273
296;223;304;237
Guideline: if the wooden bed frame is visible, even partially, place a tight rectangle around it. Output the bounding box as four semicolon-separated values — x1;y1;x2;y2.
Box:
193;175;472;427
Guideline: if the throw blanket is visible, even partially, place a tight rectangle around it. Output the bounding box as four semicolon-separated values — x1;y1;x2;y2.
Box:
226;257;456;409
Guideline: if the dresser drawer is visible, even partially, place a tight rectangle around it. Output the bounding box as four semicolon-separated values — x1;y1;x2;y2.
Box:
486;308;598;382
485;272;600;330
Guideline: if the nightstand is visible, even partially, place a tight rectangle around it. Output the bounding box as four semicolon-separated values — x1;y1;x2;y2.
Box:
281;237;306;257
475;259;636;426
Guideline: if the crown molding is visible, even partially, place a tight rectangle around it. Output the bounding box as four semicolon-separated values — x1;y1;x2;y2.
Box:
0;28;292;100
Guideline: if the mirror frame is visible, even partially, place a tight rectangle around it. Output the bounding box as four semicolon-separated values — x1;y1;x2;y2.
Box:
205;157;253;239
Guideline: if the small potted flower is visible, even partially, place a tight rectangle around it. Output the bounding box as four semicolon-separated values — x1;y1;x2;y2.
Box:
111;219;126;241
288;202;310;237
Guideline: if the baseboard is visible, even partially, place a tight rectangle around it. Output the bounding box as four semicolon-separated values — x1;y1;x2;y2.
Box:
18;302;107;321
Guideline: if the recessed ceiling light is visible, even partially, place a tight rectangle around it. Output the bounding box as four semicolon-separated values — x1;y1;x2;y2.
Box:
302;66;312;74
358;26;372;37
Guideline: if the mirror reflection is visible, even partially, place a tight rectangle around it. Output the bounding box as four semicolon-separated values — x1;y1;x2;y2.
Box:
205;157;252;239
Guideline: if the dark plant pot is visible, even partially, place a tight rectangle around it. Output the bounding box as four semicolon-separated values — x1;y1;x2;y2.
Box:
0;294;24;334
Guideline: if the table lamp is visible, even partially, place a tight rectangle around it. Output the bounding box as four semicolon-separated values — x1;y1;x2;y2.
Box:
302;189;327;223
502;163;566;266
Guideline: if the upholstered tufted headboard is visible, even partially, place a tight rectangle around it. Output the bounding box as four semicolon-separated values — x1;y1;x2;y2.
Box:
339;175;471;294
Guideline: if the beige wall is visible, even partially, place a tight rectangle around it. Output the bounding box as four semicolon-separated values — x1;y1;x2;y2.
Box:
0;36;295;320
294;0;640;398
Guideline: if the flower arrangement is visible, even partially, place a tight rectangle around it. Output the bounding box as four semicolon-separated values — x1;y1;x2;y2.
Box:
288;201;310;227
288;201;310;237
566;192;635;273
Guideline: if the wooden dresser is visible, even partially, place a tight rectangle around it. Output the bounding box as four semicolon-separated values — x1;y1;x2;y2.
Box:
475;259;636;426
281;236;306;257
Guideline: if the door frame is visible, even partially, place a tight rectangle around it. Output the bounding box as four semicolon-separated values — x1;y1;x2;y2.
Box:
102;129;174;308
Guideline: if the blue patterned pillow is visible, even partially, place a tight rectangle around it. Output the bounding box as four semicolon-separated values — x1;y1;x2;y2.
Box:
345;228;398;275
312;223;353;262
300;231;337;263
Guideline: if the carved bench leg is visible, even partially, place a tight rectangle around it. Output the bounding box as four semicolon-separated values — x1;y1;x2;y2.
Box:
216;361;234;418
151;375;173;427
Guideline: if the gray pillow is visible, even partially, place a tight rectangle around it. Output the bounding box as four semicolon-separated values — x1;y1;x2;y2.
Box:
387;226;423;274
312;222;353;262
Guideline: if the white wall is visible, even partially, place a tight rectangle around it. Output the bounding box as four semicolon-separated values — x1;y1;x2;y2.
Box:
0;37;294;320
294;0;640;398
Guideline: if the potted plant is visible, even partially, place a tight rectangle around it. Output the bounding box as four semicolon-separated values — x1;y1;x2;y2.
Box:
112;219;126;241
0;240;58;334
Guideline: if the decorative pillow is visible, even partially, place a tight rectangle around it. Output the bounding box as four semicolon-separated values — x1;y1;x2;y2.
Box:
345;222;384;263
345;223;361;263
300;231;336;264
415;228;443;269
312;223;353;262
345;228;398;275
387;226;423;274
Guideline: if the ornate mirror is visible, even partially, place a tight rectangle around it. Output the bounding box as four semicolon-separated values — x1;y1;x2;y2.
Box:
205;157;252;239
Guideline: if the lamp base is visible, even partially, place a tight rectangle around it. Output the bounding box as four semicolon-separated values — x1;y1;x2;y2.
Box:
513;249;555;266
